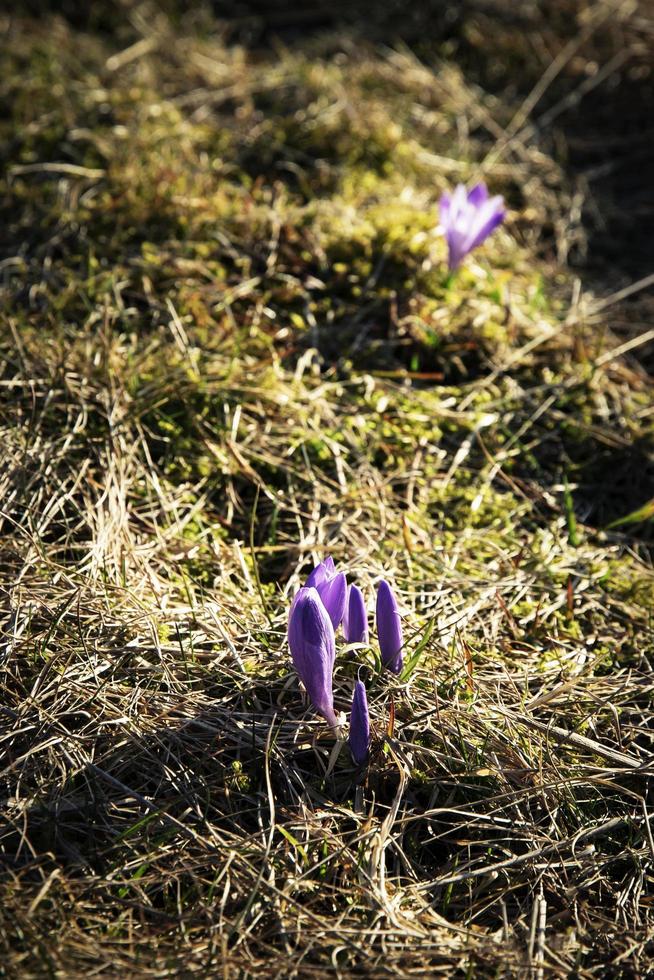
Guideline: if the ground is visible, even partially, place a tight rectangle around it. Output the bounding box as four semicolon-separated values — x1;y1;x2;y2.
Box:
1;2;653;977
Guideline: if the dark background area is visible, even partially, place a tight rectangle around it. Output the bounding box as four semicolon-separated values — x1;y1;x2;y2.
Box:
217;0;654;284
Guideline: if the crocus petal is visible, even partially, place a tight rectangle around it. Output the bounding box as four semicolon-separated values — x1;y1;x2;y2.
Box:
439;191;451;224
446;186;472;268
446;232;466;271
451;183;469;214
304;557;347;628
349;680;370;765
342;584;369;644
316;571;347;630
466;196;505;252
306;561;329;589
467;183;488;206
376;580;403;674
288;587;338;726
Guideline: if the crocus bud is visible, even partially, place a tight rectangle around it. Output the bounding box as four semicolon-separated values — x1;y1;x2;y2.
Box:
305;556;347;630
439;182;505;271
349;680;370;765
288;587;338;726
342;584;368;644
376;580;403;674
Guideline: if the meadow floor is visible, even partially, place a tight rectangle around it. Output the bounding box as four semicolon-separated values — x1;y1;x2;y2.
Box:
1;3;654;977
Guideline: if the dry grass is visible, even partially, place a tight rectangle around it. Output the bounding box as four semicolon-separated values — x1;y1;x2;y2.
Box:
1;3;654;977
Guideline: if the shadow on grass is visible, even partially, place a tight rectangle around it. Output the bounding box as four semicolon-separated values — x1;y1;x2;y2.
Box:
3;692;649;971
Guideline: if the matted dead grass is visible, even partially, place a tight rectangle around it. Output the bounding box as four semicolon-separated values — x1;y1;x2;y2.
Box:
1;3;653;977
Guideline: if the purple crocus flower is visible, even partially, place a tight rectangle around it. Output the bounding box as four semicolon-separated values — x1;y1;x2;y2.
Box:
305;556;347;631
288;587;338;726
349;680;370;765
439;182;505;271
342;584;369;644
376;580;403;674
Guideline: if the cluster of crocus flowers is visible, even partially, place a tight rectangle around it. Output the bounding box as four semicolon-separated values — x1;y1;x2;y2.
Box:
439;182;505;271
287;556;404;766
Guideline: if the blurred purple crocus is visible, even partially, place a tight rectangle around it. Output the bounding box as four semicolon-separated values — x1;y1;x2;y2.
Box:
439;182;505;271
349;680;370;765
305;556;347;631
342;584;369;644
376;580;404;674
288;587;338;727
